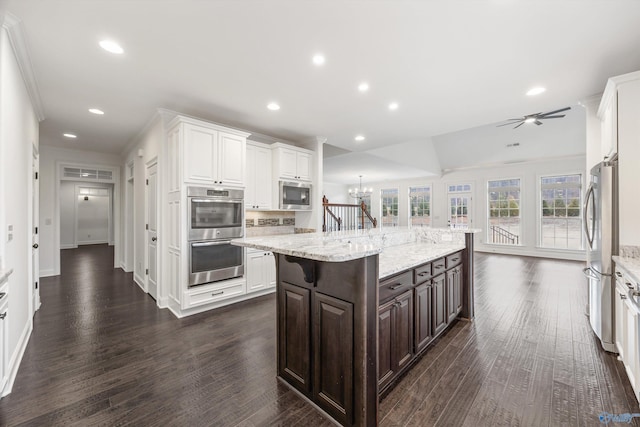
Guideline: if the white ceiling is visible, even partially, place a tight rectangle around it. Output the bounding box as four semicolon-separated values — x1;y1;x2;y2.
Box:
4;1;640;182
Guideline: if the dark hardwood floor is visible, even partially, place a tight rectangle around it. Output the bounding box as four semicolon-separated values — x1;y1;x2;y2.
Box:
0;245;637;426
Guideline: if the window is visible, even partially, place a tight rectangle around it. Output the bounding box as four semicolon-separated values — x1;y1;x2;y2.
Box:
409;185;431;227
540;174;582;249
448;184;472;193
380;188;399;227
487;179;521;245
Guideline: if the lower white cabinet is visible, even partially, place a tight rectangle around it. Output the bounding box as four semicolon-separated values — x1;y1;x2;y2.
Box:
614;265;640;403
246;249;276;293
182;278;246;310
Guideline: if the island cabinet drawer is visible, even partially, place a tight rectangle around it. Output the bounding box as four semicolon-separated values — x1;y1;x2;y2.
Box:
446;252;463;269
380;271;413;303
431;258;446;275
414;263;432;284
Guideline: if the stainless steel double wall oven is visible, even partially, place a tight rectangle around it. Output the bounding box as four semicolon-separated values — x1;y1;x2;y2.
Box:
187;186;244;286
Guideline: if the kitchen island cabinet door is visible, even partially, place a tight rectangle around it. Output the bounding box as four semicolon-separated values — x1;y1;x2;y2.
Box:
313;292;354;426
278;282;311;394
395;290;414;371
433;273;447;336
415;282;433;353
378;300;394;389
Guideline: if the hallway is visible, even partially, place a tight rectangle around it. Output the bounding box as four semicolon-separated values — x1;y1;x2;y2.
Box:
0;247;638;425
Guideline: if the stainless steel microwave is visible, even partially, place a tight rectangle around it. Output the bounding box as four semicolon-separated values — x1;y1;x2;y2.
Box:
279;181;312;210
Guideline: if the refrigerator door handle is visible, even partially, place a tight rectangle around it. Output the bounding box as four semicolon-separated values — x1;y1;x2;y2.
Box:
583;183;595;248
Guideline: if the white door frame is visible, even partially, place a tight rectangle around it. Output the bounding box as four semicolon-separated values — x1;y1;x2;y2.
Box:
54;161;121;275
145;158;159;300
74;184;113;246
31;145;40;313
446;182;474;229
124;161;135;272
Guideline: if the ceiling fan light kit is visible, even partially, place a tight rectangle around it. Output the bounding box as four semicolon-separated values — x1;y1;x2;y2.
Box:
497;106;571;129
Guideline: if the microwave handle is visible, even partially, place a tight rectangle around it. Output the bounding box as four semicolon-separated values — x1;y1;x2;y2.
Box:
192;240;231;247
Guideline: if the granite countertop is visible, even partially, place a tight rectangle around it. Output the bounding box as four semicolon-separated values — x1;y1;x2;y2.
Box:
613;256;640;284
378;243;464;279
233;227;476;275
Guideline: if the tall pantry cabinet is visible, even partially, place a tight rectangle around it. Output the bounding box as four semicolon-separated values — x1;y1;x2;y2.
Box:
165;115;251;317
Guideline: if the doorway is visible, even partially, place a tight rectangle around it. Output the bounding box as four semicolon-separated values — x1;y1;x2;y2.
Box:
447;183;473;229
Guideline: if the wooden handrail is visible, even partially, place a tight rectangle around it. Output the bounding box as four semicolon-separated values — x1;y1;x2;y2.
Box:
322;195;377;231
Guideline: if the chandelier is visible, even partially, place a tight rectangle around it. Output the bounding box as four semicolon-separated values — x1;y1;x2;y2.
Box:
349;175;373;200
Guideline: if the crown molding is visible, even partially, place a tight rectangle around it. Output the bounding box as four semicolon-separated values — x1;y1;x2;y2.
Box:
2;12;45;121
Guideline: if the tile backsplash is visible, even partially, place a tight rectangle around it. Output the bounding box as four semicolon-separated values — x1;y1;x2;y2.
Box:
246;211;295;228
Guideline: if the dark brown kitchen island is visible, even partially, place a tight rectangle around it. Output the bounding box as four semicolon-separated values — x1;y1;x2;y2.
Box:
232;227;478;426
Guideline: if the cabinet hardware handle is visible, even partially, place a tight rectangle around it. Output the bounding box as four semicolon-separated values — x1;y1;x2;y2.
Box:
0;292;5;299
0;313;6;319
151;237;157;242
451;258;459;262
621;294;628;300
435;265;443;269
389;284;403;290
626;282;635;290
418;272;427;277
616;272;623;277
212;291;224;296
33;243;39;249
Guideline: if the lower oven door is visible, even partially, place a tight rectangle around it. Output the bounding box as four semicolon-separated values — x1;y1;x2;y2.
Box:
189;240;244;286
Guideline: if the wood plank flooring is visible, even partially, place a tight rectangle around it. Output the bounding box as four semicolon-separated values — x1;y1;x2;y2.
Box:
0;245;638;426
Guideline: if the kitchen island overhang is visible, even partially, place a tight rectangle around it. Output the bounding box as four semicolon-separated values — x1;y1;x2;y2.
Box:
232;227;479;426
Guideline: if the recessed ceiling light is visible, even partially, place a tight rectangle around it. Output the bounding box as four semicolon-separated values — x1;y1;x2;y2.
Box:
355;135;365;142
388;102;399;111
267;102;280;111
312;54;325;66
358;83;369;92
525;117;536;123
526;87;546;96
63;133;77;139
99;40;124;54
88;108;104;115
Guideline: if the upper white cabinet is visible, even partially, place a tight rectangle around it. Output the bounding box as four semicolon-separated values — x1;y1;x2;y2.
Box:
272;143;313;181
598;84;618;160
246;141;272;209
169;117;249;187
600;71;640;246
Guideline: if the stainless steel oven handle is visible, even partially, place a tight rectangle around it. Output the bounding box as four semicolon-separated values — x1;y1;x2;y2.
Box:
191;241;231;247
190;199;243;204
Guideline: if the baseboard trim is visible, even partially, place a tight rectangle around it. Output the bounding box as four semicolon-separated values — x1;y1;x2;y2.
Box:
39;269;55;278
2;316;33;397
157;296;169;309
60;244;77;250
133;273;146;292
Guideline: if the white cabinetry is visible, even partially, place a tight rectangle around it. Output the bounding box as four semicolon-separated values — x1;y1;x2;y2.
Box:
599;71;640;246
246;141;272;209
246;248;276;293
0;273;9;393
180;120;246;187
614;265;640;403
272;143;312;181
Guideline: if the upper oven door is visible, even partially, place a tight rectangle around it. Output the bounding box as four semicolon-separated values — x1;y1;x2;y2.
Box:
280;181;312;210
189;198;243;241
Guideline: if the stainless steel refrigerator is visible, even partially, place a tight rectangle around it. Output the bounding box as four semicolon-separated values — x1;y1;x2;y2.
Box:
583;157;618;353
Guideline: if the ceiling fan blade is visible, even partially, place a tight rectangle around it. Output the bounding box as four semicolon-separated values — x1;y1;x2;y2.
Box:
539;106;571;117
534;120;543;125
538;115;566;119
513;122;525;129
497;121;523;127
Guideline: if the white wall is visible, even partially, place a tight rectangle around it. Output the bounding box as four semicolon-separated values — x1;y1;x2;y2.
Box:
76;193;109;244
59;181;75;248
0;22;40;395
322;182;349;204
120;113;163;295
39;146;121;276
350;156;587;260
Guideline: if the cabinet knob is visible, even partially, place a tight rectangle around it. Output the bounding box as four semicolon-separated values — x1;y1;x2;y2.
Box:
0;313;6;320
151;237;157;242
33;243;39;249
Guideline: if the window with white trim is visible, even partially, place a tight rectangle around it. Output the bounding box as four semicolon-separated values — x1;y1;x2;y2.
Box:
409;185;431;227
487;178;521;245
380;188;399;228
540;174;582;250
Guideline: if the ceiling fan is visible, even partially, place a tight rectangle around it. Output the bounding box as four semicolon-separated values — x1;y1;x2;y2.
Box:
497;106;571;129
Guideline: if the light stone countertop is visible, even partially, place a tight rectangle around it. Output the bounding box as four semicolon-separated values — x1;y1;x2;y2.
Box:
378;243;464;279
613;256;640;285
233;227;475;278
